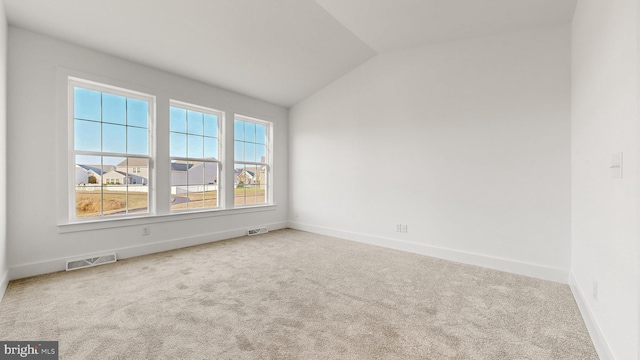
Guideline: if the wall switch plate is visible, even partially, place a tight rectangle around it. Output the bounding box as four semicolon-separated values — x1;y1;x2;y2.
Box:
396;224;402;232
401;224;408;233
610;152;622;178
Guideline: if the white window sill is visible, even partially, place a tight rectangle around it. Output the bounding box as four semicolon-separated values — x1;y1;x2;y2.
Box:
57;204;277;234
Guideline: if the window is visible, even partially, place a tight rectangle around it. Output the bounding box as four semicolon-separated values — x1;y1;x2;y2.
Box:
170;101;222;211
234;116;271;206
70;78;153;220
65;76;275;226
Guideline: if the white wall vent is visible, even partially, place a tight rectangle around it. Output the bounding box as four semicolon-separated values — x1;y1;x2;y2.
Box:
66;253;117;271
247;227;268;236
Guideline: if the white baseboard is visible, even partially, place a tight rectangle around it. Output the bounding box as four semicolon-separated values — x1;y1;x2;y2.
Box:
9;221;287;281
0;268;9;302
288;221;569;284
569;273;615;360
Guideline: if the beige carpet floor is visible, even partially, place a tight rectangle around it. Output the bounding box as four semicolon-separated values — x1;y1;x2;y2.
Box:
0;229;597;359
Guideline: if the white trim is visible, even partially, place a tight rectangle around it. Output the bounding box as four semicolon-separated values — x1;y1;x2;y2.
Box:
0;268;9;302
288;221;569;284
10;221;288;281
569;273;615;360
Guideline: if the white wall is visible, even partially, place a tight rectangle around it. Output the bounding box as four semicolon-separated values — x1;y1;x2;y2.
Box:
6;27;288;278
571;0;639;359
289;25;572;282
0;0;7;299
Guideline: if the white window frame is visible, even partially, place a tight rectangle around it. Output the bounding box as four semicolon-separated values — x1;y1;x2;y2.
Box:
68;77;156;221
234;114;273;207
169;100;224;213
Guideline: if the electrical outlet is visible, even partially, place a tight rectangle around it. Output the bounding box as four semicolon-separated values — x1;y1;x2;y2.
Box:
396;224;402;232
142;226;150;236
592;280;598;301
401;224;408;233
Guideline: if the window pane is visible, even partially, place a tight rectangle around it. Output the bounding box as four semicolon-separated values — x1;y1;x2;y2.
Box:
203;162;218;185
126;158;149;215
187;110;203;135
245;122;256;142
74;119;101;152
234;141;244;161
256;124;266;145
234;163;247;205
234;187;245;206
245;143;256;162
127;98;148;128
170;107;187;133
103;191;127;216
75;155;102;218
171;161;188;186
127;191;148;214
102;156;127;216
170;132;187;158
204;137;218;159
258;185;267;204
188;191;205;209
102;93;126;125
203;114;218;137
128;126;148;155
74;87;101;121
234;120;244;141
188;162;204;186
103;156;125;176
102;123;126;153
255;165;266;186
204;190;217;208
171;187;185;211
126;158;149;185
202;162;219;209
171;161;188;211
187;135;203;158
256;144;266;163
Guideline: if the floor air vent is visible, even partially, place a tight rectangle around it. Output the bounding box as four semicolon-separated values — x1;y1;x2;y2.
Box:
247;227;268;236
66;253;117;271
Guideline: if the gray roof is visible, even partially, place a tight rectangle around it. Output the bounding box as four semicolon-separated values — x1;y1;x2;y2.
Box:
78;164;106;175
171;163;193;172
234;169;255;177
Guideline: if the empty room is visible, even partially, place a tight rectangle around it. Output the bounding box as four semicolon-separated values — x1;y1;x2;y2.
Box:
0;0;637;359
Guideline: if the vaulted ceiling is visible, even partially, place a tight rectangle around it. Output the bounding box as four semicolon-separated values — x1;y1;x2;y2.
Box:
3;0;577;107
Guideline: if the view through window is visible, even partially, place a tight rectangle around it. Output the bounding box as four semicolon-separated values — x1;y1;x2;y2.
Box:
170;103;221;211
70;78;274;222
234;116;270;206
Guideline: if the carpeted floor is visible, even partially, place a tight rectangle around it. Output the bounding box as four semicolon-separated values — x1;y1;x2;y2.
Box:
0;229;597;359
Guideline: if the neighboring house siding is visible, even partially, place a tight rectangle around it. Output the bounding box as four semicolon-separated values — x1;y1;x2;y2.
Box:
171;162;218;194
102;170;147;185
76;166;88;185
188;163;218;185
